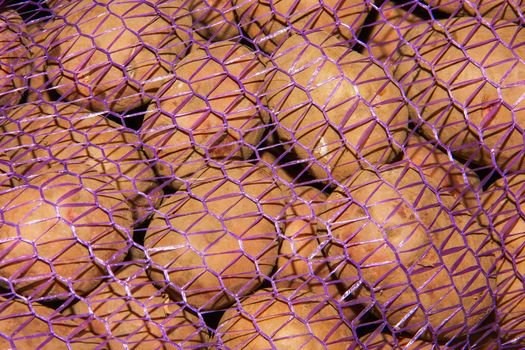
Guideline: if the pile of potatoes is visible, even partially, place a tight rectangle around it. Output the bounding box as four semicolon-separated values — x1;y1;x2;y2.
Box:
0;0;523;348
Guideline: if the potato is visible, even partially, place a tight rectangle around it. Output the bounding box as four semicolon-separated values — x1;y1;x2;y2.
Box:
0;10;31;107
68;263;208;349
141;40;268;181
265;32;409;184
320;164;495;341
0;297;102;349
213;288;356;349
424;0;525;21
188;0;240;40
145;162;284;311
274;186;359;321
393;17;525;171
365;2;422;63
359;331;435;349
44;0;192;112
0;166;132;299
483;174;525;344
234;0;370;53
404;133;481;213
0;102;159;225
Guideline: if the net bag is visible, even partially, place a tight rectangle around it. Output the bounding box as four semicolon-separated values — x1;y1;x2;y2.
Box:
0;0;523;348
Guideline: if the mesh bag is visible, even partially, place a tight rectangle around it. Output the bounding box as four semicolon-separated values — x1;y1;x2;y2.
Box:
0;0;524;348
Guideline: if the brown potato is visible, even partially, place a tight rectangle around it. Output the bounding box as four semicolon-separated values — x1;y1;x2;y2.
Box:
44;0;192;112
234;0;370;53
68;263;208;349
404;133;481;212
0;10;31;107
265;32;409;184
213;288;356;349
0;297;102;349
365;2;423;63
188;0;240;41
424;0;525;21
274;186;359;321
393;17;525;171
145;162;285;311
359;331;436;349
141;40;268;181
0;167;132;299
1;102;159;225
483;174;525;344
320;164;495;341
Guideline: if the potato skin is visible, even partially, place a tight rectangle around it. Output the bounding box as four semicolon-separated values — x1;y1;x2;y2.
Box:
68;263;208;349
188;0;240;41
145;162;284;311
393;18;525;171
424;0;525;21
234;0;370;53
0;297;102;349
0;167;132;299
141;41;268;181
44;0;192;112
213;288;356;349
1;102;159;225
483;174;525;344
266;32;409;184
320;164;495;341
0;10;31;107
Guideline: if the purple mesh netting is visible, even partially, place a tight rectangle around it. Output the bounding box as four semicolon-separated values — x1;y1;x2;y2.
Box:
0;0;523;348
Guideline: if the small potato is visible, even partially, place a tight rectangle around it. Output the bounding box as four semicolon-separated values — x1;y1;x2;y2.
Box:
213;288;356;349
141;41;268;181
404;133;481;213
145;162;285;311
393;18;525;171
274;186;359;321
44;0;192;112
320;164;495;341
188;0;240;41
424;0;525;21
483;174;525;344
68;263;208;349
0;297;102;349
0;10;31;107
265;32;409;184
0;167;132;299
234;0;370;53
1;102;159;225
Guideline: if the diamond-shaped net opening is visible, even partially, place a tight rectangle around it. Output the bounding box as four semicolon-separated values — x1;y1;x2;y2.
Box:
0;0;523;348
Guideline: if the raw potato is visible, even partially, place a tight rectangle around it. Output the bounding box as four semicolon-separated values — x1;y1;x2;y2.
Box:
0;297;102;349
274;186;359;321
0;10;31;107
69;263;208;349
359;331;435;349
265;32;409;184
213;288;355;349
1;102;159;225
141;41;268;181
393;18;525;171
145;162;284;310
424;0;525;20
483;174;525;344
234;0;370;53
188;0;240;41
0;167;132;299
320;164;495;341
404;133;481;212
365;2;422;63
44;0;192;112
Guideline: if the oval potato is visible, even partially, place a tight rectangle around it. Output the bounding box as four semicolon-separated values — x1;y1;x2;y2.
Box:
145;162;284;311
265;32;409;184
320;164;495;340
